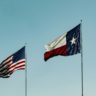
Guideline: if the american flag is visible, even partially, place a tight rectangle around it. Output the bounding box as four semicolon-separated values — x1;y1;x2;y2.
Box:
0;46;26;78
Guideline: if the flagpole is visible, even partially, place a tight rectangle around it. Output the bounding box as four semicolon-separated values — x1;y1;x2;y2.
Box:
80;20;84;96
25;44;27;96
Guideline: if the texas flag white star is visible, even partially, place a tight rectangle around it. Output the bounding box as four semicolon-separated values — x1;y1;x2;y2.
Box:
70;37;76;45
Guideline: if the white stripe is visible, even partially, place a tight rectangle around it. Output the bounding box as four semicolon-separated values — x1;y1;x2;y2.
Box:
13;59;25;65
3;56;13;64
14;66;25;70
9;62;25;71
7;61;13;65
9;59;25;67
9;62;25;68
11;66;25;72
9;65;25;71
45;32;67;51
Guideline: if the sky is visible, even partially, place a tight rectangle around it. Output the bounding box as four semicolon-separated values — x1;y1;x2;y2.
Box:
0;0;96;96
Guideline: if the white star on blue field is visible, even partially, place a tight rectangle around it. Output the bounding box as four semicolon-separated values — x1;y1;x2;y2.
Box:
70;37;76;45
0;0;96;96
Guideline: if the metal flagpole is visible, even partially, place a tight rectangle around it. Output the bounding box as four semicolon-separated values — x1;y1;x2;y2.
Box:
80;20;84;96
25;45;27;96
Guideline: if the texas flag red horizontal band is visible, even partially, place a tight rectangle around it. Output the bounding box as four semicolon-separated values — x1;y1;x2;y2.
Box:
44;45;67;61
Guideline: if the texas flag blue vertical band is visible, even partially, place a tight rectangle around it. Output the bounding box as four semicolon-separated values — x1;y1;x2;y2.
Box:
66;24;80;55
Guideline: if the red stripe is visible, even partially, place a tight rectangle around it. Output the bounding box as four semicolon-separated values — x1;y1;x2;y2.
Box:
9;61;25;68
15;65;25;69
2;56;12;63
16;67;25;70
9;64;25;72
8;60;25;72
44;45;68;61
8;67;25;74
2;57;12;65
13;65;25;71
4;60;12;65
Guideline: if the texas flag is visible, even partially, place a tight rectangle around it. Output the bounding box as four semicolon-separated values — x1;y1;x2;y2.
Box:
44;24;81;61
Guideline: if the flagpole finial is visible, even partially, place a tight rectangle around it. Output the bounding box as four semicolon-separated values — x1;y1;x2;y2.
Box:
24;43;27;47
80;20;82;23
